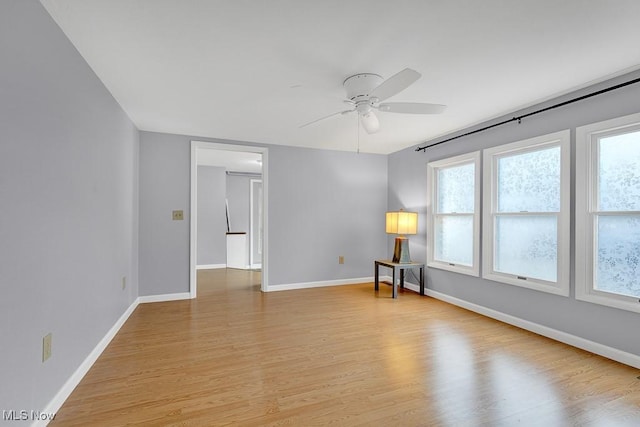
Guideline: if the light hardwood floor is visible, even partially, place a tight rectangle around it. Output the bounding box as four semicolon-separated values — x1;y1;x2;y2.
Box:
52;269;640;426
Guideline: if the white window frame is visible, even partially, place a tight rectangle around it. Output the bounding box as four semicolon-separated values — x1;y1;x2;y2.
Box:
576;112;640;313
482;130;570;295
427;151;481;276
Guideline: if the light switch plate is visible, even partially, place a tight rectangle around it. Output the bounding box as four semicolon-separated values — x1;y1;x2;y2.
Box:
172;210;184;220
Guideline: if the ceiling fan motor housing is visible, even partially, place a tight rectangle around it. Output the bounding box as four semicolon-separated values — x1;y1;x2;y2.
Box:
343;73;383;104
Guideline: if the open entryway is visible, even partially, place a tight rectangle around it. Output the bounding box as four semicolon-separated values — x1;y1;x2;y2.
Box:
189;141;268;297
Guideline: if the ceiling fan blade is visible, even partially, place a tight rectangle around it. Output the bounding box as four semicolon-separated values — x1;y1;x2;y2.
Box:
378;102;446;114
360;112;380;134
299;109;354;128
369;68;421;102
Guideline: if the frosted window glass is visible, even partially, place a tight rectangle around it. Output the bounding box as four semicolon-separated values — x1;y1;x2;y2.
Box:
497;146;560;212
435;215;473;266
495;215;557;281
596;215;640;298
437;163;475;213
598;131;640;211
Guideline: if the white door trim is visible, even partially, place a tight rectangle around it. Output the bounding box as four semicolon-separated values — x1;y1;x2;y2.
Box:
190;141;269;297
249;178;263;269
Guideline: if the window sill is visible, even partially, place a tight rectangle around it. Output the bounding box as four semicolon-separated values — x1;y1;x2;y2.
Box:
482;271;569;296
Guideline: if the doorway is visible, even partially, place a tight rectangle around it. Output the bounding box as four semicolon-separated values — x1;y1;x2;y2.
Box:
190;141;268;297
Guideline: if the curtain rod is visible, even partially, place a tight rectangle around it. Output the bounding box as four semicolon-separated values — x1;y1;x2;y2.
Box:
415;76;640;152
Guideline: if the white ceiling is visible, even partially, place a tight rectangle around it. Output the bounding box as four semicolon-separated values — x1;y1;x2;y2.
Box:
41;0;640;154
197;149;262;174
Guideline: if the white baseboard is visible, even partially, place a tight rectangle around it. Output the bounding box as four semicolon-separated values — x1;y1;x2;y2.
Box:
379;278;640;368
424;288;640;369
401;280;421;293
267;276;373;292
36;298;140;426
196;263;226;270
37;291;195;426
377;276;423;293
138;292;192;304
38;278;638;427
226;265;251;270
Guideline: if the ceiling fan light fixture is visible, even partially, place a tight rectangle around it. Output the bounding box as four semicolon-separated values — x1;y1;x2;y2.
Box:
360;112;380;134
356;102;372;115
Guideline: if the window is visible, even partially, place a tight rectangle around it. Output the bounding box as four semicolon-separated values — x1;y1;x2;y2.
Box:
482;130;570;295
576;113;640;313
427;151;480;276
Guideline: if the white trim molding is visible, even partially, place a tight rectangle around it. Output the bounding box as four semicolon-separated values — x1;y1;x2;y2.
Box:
37;299;140;426
426;151;481;277
482;130;571;296
425;289;640;369
575;112;640;314
190;141;269;296
249;178;263;269
196;264;226;270
138;292;191;304
267;277;373;292
37;290;199;426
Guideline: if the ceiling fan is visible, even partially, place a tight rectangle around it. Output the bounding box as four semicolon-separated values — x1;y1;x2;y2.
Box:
301;68;446;134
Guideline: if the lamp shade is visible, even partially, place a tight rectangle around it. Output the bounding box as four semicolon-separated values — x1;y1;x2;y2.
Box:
386;210;418;235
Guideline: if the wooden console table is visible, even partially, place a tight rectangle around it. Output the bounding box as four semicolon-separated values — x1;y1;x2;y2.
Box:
374;260;425;298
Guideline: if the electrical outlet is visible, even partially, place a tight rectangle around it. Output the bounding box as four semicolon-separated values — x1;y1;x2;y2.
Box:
339;256;344;264
172;210;184;220
43;333;52;362
122;276;126;290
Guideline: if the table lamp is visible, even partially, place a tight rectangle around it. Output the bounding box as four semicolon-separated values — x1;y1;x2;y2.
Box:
386;210;418;263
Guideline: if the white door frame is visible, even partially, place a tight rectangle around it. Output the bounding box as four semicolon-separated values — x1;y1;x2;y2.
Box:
249;178;263;269
190;141;269;297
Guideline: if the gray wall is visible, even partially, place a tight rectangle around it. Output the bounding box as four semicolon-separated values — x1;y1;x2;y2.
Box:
139;131;190;295
0;0;139;416
268;145;388;284
388;69;640;357
138;131;388;295
196;166;227;265
10;0;637;417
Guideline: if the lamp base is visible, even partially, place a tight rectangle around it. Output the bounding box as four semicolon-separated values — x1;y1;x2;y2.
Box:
392;236;412;263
